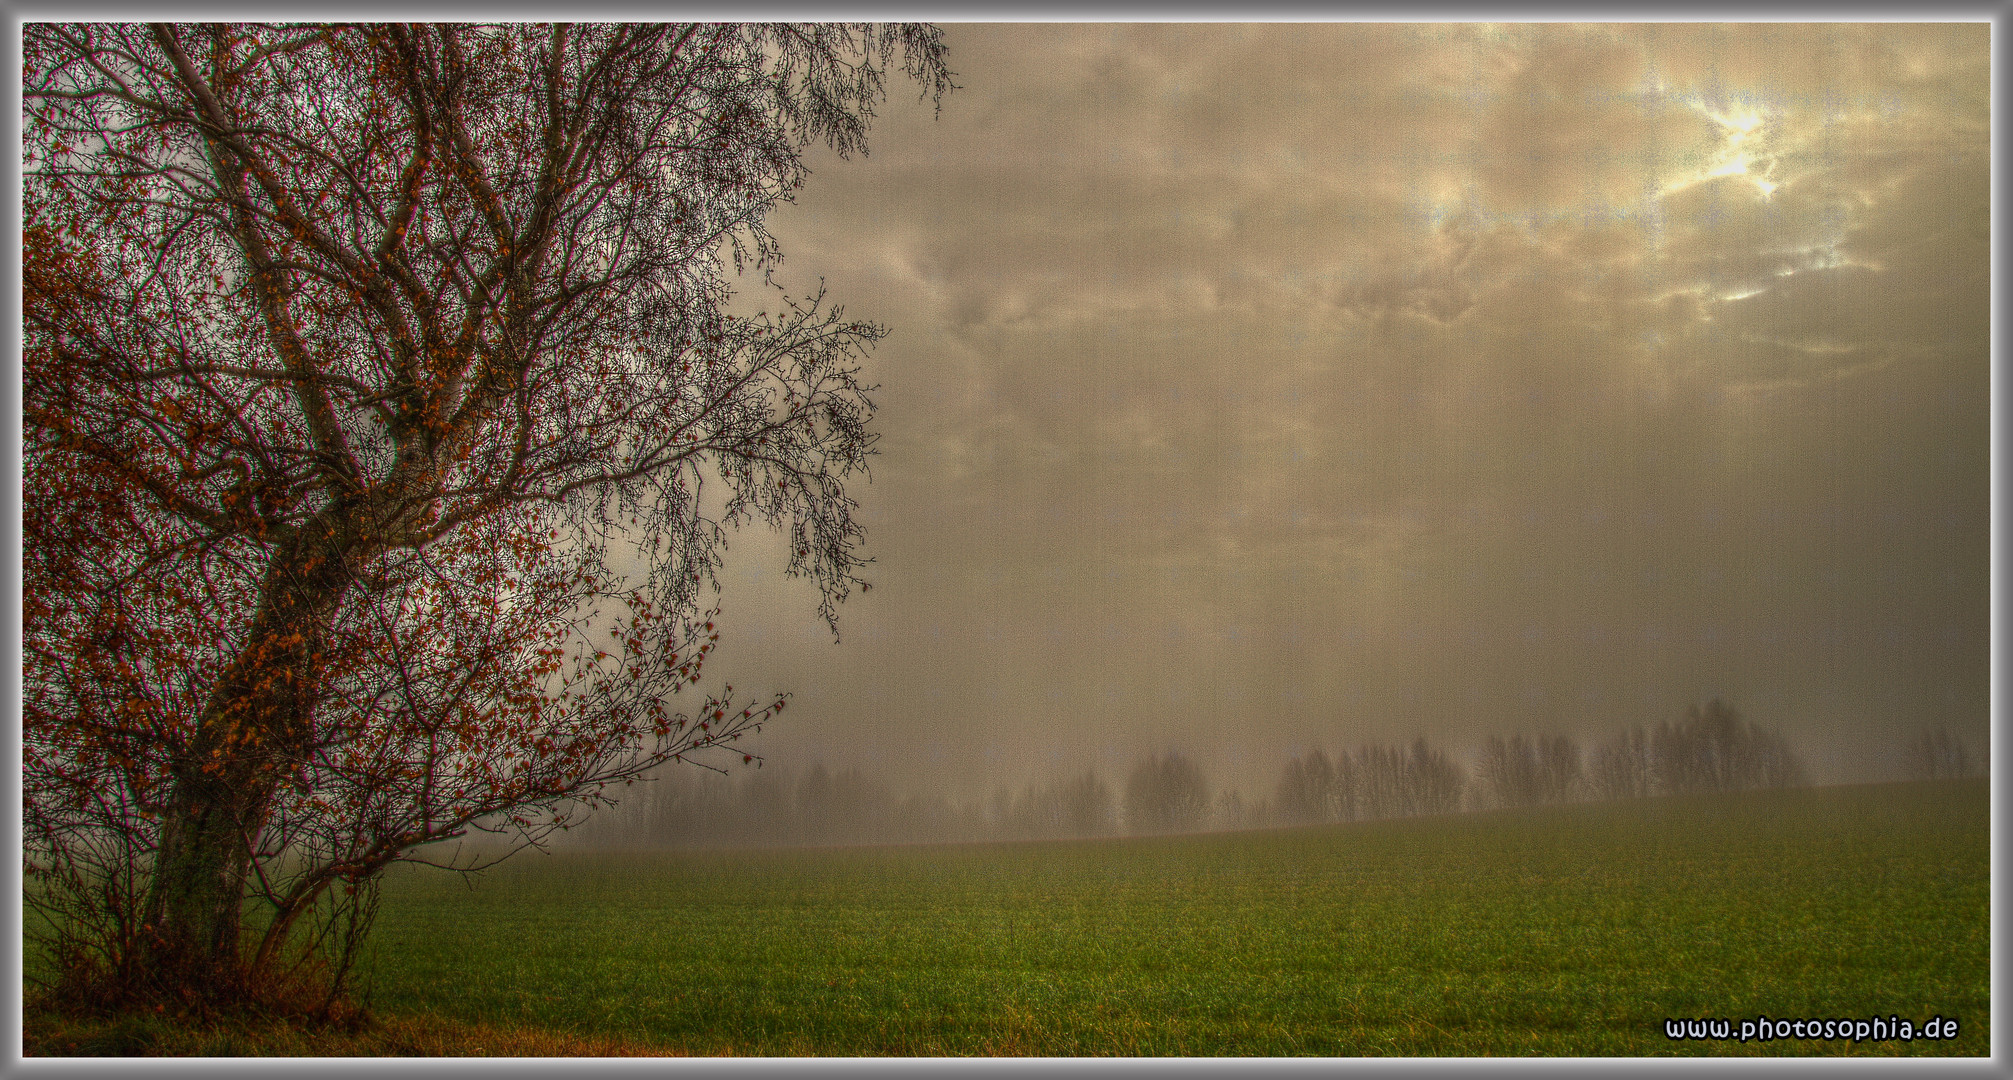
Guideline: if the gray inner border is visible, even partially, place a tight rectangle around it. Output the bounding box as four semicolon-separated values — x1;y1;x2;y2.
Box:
2;5;2004;1078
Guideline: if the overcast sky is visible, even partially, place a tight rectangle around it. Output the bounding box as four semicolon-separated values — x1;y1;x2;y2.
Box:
693;23;1987;796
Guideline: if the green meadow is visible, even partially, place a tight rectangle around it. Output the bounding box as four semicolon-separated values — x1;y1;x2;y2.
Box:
334;779;1987;1056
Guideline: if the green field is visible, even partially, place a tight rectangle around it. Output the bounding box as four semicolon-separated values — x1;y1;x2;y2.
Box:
344;779;1988;1056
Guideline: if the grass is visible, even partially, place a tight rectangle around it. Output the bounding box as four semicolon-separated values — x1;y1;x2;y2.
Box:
23;779;1987;1056
325;778;1986;1056
22;1008;684;1057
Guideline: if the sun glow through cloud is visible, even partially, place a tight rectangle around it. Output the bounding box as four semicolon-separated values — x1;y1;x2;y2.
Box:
1661;102;1781;200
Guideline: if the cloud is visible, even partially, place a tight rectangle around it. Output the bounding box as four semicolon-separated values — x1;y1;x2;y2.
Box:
708;23;1987;792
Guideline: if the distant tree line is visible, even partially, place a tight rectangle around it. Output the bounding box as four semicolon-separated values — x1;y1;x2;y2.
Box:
1123;752;1212;834
585;761;1132;848
1473;699;1808;807
1906;724;1978;781
589;750;1245;847
1283;700;1809;820
995;770;1120;839
1476;734;1583;808
1587;699;1807;800
583;700;1814;848
1274;738;1467;825
609;762;992;847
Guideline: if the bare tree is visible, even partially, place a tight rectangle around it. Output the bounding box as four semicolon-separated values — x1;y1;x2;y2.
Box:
1213;789;1254;831
1277;738;1461;825
1754;729;1810;790
1476;734;1541;809
796;763;837;834
1589;725;1651;801
1123;752;1211;835
1536;735;1584;804
1406;737;1468;816
1906;725;1977;781
1476;733;1581;809
24;21;952;1012
1332;750;1361;821
1354;744;1410;820
1275;748;1338;825
1648;700;1805;795
1053;770;1118;837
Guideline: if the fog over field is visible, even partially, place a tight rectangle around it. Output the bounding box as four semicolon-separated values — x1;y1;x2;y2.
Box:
601;23;1986;822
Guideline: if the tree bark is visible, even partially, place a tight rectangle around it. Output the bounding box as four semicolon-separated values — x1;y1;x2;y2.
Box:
143;511;359;983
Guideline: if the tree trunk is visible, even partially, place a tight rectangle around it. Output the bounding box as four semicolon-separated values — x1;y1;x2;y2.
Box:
148;764;264;973
143;512;359;991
